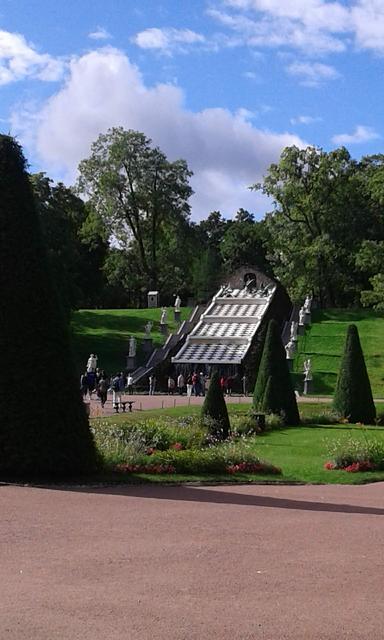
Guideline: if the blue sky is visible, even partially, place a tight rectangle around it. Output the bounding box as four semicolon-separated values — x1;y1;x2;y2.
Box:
1;0;384;218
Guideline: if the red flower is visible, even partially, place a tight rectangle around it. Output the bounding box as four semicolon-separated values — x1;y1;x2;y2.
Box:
171;442;184;451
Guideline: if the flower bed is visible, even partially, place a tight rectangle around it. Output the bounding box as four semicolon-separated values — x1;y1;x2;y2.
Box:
325;433;384;472
115;463;176;475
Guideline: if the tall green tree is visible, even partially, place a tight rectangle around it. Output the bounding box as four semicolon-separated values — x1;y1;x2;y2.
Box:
77;128;193;290
333;325;376;424
0;136;96;477
31;173;108;312
356;241;384;310
252;146;376;306
220;210;272;274
253;319;299;425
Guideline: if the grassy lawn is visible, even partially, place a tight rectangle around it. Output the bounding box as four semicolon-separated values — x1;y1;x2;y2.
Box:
71;307;191;375
251;424;384;484
91;403;384;485
293;308;384;396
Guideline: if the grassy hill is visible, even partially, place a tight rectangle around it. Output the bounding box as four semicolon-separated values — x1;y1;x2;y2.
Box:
71;307;192;376
293;309;384;397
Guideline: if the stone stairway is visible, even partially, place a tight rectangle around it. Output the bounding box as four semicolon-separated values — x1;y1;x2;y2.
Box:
172;283;276;366
130;304;205;385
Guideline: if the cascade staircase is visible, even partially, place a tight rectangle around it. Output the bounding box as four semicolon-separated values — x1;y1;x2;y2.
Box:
172;282;276;366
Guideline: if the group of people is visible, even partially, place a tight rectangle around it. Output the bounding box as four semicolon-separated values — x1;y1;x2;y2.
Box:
83;353;237;403
220;375;234;396
81;354;134;408
164;372;207;397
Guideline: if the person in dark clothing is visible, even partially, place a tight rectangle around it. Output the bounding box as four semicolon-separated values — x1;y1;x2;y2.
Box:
80;372;88;399
97;375;109;408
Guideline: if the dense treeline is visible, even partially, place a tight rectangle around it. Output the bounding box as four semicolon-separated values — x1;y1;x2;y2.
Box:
33;129;384;310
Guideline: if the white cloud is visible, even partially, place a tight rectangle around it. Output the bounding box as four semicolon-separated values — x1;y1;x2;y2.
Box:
285;61;339;86
133;27;205;54
11;48;306;219
213;0;384;56
290;115;323;125
209;5;347;54
352;0;384;53
0;29;64;84
242;70;260;80
332;125;380;145
88;27;111;41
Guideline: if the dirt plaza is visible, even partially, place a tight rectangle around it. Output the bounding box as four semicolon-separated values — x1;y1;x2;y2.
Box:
1;481;384;640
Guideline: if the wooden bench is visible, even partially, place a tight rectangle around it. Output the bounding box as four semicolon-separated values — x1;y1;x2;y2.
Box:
114;401;135;413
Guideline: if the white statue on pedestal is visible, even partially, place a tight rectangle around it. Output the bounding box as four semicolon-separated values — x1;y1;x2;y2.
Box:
128;336;137;357
304;295;312;313
290;321;298;341
299;307;306;325
144;321;153;336
174;295;181;312
285;340;295;359
86;354;97;372
303;358;312;381
160;307;168;324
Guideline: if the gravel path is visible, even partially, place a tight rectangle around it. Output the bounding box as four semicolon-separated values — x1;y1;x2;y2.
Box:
2;482;384;639
87;393;332;417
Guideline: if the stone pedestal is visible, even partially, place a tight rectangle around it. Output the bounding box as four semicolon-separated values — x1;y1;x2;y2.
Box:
298;324;305;336
174;310;181;324
160;323;168;336
303;379;312;395
126;355;136;371
304;312;311;325
142;337;154;355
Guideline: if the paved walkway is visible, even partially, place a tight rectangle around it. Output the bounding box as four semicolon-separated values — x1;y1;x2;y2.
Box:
2;482;384;639
87;393;332;417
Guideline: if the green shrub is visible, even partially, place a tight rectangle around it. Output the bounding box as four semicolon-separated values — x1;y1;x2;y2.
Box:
300;410;341;425
0;135;96;477
333;324;376;424
149;443;281;475
253;319;299;425
327;434;384;470
92;416;206;464
265;413;285;430
201;370;230;439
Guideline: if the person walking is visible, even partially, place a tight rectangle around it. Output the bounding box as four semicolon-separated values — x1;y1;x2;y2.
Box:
186;374;193;397
148;374;156;395
97;375;109;408
199;372;206;397
192;371;200;396
177;373;185;395
86;370;96;397
80;372;88;399
127;374;133;395
167;376;175;395
111;372;123;411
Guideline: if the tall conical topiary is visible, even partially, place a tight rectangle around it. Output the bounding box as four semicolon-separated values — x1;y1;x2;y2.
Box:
333;324;376;424
253;319;300;425
201;370;230;439
0;135;96;477
260;376;278;414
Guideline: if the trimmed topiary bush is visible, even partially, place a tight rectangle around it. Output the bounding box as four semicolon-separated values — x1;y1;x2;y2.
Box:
0;135;96;477
333;324;376;424
201;370;230;439
260;375;278;414
253;319;300;425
